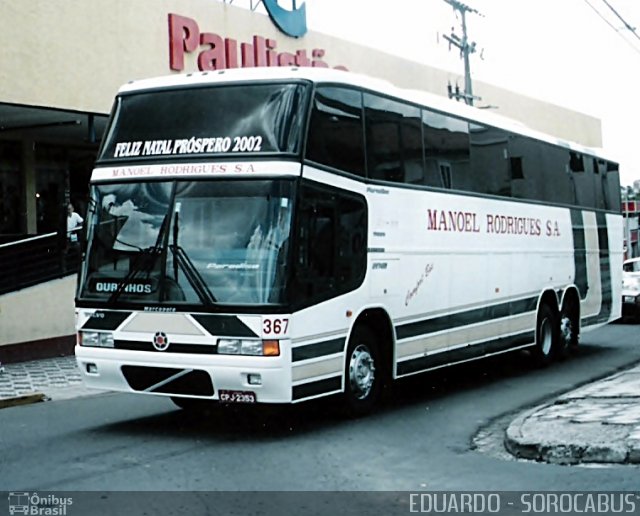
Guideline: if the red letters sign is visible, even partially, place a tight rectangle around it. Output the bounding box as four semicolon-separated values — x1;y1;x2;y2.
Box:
168;13;348;72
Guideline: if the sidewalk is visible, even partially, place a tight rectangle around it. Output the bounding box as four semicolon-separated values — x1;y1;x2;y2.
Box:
505;363;640;465
0;355;98;408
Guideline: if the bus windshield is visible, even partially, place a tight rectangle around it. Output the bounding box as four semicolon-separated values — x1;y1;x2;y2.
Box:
98;82;309;162
78;179;294;306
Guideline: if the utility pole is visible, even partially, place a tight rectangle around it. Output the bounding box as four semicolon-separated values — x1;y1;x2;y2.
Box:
442;0;482;106
624;187;633;259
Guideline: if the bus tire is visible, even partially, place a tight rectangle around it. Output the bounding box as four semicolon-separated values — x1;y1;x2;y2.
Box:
342;325;382;416
533;302;559;366
559;297;580;355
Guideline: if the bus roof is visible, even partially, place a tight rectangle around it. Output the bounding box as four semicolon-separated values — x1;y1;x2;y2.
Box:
118;67;615;163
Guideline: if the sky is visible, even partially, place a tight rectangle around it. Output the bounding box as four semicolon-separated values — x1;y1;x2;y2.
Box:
251;0;640;186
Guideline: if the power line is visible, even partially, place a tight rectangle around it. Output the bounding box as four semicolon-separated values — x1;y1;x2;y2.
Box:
583;0;640;56
584;0;620;32
600;0;640;42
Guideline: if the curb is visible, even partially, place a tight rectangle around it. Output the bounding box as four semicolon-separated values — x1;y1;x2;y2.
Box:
0;392;47;409
504;407;552;461
504;404;640;465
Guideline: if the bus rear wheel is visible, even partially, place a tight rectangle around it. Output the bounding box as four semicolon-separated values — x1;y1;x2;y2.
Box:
533;302;559;366
343;326;382;416
559;298;580;355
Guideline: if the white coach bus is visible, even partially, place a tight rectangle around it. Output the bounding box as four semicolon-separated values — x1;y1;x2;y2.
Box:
75;67;622;414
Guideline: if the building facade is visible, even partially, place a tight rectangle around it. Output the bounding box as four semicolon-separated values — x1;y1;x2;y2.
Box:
0;0;604;240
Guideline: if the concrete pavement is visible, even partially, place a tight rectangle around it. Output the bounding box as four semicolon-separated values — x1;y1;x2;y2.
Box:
505;363;640;465
2;355;640;466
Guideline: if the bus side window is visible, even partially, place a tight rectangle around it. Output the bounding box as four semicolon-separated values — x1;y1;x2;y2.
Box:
293;181;367;306
422;109;469;189
306;87;365;177
363;93;422;184
310;211;335;279
510;136;574;205
604;161;621;212
295;199;337;299
468;123;510;197
571;152;598;209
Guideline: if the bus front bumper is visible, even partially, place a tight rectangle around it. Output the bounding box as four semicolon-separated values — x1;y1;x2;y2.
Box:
74;346;293;404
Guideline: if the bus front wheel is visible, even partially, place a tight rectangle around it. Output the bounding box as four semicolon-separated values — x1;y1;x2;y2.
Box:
342;326;382;416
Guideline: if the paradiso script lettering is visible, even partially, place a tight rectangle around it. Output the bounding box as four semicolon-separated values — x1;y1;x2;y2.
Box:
426;209;561;237
168;13;347;72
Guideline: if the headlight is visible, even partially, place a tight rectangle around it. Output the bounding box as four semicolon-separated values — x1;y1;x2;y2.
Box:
79;331;114;348
217;339;279;356
217;338;242;354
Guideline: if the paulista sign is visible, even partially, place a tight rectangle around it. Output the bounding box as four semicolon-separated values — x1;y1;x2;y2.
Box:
168;13;348;71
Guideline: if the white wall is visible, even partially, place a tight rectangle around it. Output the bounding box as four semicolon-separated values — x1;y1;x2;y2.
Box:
0;277;76;347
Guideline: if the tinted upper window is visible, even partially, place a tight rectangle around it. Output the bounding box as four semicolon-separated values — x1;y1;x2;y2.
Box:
423;110;470;189
306;86;620;211
99;83;309;161
468;123;510;196
571;154;599;208
604;161;622;211
306;87;365;177
364;94;422;184
509;135;575;204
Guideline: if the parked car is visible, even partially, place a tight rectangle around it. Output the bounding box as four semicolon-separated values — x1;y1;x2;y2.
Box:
622;258;640;321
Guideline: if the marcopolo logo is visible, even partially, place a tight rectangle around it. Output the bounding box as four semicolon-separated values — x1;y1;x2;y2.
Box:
8;492;73;515
153;331;170;351
263;0;307;38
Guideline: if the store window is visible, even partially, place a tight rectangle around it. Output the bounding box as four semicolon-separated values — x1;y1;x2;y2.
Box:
0;140;22;238
35;145;95;235
36;145;69;234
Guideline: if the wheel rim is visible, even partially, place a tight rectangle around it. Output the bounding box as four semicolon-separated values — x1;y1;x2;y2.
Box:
348;344;376;400
540;317;553;356
560;315;573;347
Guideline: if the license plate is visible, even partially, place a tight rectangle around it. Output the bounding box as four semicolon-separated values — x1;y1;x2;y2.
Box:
218;390;256;403
625;296;635;303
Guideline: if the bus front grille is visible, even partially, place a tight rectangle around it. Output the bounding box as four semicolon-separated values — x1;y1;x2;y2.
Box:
115;340;217;354
121;365;214;396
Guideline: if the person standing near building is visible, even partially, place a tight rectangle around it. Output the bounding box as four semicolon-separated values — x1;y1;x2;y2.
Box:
66;203;83;271
67;203;83;242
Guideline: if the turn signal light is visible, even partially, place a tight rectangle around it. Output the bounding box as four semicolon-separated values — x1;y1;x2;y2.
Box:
262;340;280;356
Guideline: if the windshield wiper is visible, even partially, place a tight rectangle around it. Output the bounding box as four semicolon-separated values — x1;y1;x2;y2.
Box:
106;193;217;307
169;204;216;305
107;212;170;305
169;245;216;305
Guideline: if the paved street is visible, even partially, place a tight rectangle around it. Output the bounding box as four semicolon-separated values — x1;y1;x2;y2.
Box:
1;322;639;500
